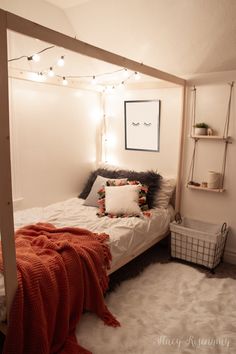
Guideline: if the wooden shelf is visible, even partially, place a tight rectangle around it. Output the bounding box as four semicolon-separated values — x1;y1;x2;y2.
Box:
187;184;225;193
188;83;234;195
190;135;231;140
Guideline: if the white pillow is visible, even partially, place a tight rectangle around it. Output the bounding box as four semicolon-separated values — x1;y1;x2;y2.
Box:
155;178;176;208
84;175;127;207
105;185;141;216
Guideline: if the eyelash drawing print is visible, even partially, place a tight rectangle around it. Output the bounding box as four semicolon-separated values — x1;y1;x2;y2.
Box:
131;122;152;127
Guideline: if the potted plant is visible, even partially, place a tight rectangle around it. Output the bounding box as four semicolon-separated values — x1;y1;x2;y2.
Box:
193;122;209;136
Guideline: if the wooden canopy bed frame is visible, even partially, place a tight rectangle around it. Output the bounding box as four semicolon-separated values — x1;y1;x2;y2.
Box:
0;8;187;334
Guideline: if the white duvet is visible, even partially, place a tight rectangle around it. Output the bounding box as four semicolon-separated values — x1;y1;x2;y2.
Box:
0;198;174;320
14;198;174;269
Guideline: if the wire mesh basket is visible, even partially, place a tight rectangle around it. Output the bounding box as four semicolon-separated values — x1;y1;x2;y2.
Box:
170;215;228;269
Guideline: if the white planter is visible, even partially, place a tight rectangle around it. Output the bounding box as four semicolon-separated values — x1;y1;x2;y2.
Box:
194;127;207;135
207;171;221;189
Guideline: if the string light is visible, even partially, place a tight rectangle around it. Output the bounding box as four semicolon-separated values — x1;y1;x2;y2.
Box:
134;71;141;80
34;72;46;82
62;76;68;86
27;53;40;62
8;44;144;88
123;68;129;78
118;81;125;89
48;67;55;77
32;53;40;62
91;75;97;85
57;56;65;67
8;45;55;63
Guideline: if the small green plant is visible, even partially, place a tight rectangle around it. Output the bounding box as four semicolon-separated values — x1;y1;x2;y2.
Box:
193;122;209;129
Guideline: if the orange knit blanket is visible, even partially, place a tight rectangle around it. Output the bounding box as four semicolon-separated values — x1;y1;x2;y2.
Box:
0;223;120;354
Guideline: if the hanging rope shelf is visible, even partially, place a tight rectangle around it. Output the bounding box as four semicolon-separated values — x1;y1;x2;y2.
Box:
187;81;234;192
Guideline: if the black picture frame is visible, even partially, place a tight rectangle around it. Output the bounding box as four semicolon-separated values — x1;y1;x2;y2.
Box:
124;99;160;152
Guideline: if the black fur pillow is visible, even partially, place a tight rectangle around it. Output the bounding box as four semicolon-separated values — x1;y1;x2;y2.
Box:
79;168;162;209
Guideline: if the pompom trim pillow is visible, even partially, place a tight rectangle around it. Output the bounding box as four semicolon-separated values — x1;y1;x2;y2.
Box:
97;180;150;218
105;185;141;217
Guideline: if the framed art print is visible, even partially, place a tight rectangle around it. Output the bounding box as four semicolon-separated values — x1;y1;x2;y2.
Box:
124;100;160;152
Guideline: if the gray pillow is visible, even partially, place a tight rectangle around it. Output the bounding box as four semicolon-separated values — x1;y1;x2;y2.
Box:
83;175;127;207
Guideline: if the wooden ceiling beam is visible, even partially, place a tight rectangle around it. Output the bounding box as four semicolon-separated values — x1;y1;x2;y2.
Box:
6;11;186;86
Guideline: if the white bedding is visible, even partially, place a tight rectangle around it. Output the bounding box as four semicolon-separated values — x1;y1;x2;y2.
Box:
0;198;174;320
14;197;174;269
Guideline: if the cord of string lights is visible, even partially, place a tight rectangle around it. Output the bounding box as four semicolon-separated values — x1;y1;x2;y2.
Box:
8;45;141;87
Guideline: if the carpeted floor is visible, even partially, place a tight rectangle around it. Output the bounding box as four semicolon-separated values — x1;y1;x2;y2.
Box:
1;238;235;353
76;239;236;353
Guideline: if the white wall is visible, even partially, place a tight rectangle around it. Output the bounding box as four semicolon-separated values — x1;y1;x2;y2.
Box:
103;76;236;264
181;72;236;264
103;87;182;176
9;79;100;209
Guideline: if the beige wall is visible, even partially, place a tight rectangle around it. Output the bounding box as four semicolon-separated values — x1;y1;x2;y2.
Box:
9;78;100;209
103;87;182;176
103;75;236;264
181;71;236;264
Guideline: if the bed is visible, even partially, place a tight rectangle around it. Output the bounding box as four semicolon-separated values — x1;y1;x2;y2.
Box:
0;9;186;353
13;197;174;273
0;172;175;353
0;170;175;323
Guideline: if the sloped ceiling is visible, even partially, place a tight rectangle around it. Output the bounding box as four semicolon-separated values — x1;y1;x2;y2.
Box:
2;0;236;79
47;0;236;76
46;0;90;8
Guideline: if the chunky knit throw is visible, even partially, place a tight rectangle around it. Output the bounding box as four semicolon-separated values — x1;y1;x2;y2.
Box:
0;223;120;354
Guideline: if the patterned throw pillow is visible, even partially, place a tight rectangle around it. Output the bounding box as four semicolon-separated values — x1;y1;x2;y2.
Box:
97;180;150;218
97;179;127;217
105;185;141;217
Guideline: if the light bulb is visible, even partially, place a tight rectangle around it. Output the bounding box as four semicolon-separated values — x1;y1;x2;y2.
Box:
118;81;125;89
123;68;129;78
57;56;65;67
32;53;40;62
34;72;46;82
134;72;141;80
62;77;68;86
91;76;97;85
48;67;55;77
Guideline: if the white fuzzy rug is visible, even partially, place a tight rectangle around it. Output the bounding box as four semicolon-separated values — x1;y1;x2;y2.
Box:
76;262;236;353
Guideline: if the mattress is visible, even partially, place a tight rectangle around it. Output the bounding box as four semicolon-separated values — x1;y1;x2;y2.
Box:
0;198;174;320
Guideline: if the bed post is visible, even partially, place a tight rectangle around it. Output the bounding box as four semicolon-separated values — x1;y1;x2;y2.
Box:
0;9;18;324
175;84;187;213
